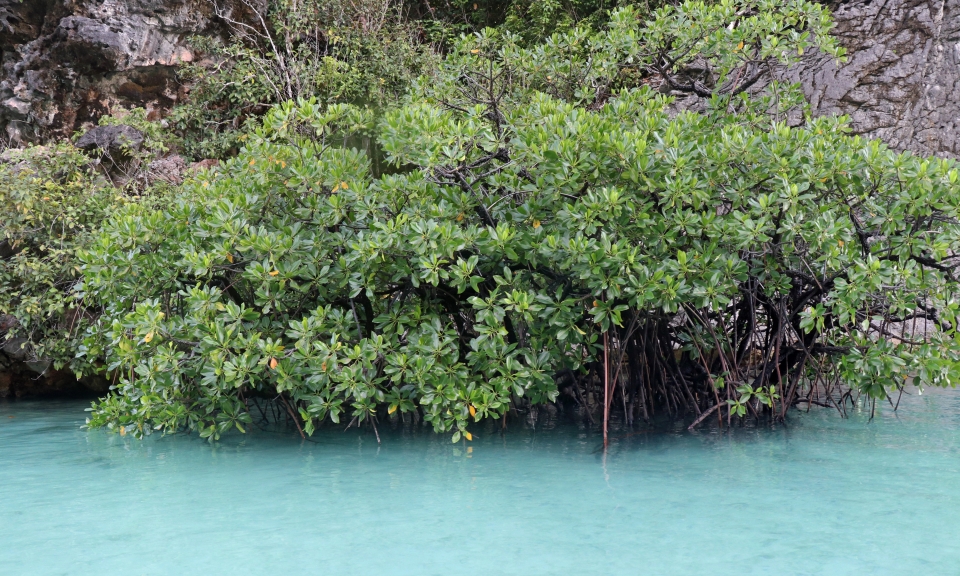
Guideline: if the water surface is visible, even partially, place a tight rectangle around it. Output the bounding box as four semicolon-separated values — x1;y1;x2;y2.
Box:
2;389;959;575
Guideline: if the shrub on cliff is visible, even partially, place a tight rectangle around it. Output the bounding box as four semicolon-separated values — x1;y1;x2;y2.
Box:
0;144;109;375
171;0;439;160
0;112;177;381
81;1;960;441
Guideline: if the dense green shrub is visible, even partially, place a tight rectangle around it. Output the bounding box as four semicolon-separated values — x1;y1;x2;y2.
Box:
82;1;960;441
171;0;438;160
0;144;113;374
498;0;628;44
422;0;624;45
0;111;175;379
168;0;639;161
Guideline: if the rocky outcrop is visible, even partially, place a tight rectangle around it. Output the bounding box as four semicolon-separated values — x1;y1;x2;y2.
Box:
0;0;255;144
790;0;960;158
0;315;108;398
74;123;144;152
0;364;110;398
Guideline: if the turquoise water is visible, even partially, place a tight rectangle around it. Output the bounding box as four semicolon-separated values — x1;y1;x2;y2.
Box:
2;390;959;575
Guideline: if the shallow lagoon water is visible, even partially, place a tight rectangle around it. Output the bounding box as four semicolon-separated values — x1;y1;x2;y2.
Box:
2;389;959;575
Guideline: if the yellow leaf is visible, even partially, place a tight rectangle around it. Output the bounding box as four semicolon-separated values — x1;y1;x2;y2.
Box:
464;431;473;441
42;196;50;201
321;361;327;371
280;161;286;168
332;182;340;192
269;357;278;369
798;47;804;56
144;332;154;343
838;240;845;247
532;220;541;229
470;49;480;54
469;405;476;417
388;405;398;415
340;181;349;190
249;159;255;166
737;41;744;51
226;253;234;263
456;213;464;222
269;270;279;276
119;426;126;437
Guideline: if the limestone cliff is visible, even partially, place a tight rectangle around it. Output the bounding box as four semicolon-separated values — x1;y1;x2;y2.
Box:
0;0;252;144
790;0;960;158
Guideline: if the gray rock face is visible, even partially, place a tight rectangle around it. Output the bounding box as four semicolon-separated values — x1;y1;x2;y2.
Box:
146;153;187;185
0;0;251;144
75;124;144;153
788;0;960;158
